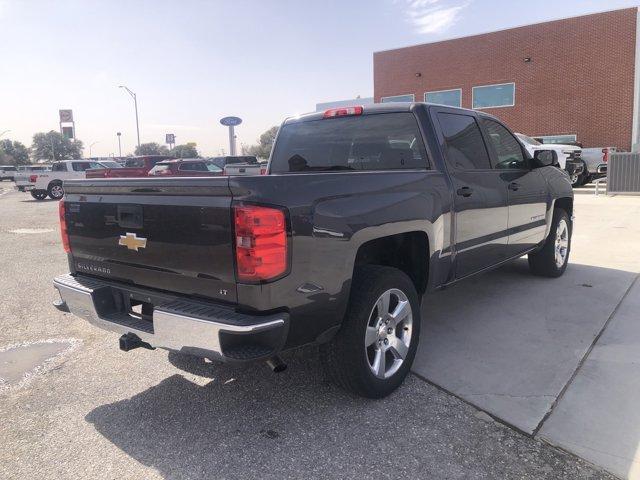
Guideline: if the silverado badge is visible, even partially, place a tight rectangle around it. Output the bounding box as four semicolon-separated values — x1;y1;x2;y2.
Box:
119;233;147;252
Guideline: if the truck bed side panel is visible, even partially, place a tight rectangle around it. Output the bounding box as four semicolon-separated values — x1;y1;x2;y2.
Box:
229;171;452;348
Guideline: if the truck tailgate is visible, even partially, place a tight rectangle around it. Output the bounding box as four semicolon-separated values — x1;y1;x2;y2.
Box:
63;177;237;303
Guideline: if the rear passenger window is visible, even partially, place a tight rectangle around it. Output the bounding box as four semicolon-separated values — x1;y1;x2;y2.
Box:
481;119;527;169
72;162;91;172
437;113;491;170
270;113;429;173
52;163;65;172
180;162;207;171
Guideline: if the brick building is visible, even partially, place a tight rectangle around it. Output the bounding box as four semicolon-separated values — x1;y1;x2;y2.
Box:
373;8;640;151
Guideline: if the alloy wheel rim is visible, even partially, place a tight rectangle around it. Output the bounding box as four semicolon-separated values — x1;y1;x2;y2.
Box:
365;288;413;379
555;219;569;268
51;185;63;198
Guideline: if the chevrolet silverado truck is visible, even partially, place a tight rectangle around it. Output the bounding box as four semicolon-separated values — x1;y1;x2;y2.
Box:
53;103;573;398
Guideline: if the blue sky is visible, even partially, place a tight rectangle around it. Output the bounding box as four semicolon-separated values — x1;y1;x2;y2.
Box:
0;0;637;157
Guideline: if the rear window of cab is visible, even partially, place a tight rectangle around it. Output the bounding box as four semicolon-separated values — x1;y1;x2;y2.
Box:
270;113;429;173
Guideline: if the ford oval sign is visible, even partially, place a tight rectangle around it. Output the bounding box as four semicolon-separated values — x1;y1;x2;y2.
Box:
220;116;242;126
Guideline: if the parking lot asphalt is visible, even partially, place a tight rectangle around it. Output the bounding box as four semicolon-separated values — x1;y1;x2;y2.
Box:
0;188;615;479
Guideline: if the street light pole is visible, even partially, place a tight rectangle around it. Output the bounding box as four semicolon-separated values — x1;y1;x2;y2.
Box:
117;132;122;157
89;141;99;157
119;85;140;148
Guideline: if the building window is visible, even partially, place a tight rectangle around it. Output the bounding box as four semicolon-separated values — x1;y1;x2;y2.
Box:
425;89;462;107
381;94;415;103
534;134;578;145
472;83;515;109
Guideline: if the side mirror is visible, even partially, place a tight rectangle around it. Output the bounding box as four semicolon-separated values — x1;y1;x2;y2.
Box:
533;149;557;167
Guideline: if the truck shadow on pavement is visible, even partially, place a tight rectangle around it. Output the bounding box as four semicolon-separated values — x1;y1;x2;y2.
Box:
83;349;609;480
82;263;625;479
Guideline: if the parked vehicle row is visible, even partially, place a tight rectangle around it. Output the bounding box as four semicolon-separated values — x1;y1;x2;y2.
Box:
86;155;172;178
515;133;585;186
53;102;574;398
9;155;267;200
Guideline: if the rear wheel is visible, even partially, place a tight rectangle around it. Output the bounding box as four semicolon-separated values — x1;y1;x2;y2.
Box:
48;182;64;200
30;190;48;200
320;265;421;398
528;208;571;277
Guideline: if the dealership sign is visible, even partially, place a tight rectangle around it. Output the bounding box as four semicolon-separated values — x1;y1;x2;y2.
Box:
59;109;73;123
220;116;242;127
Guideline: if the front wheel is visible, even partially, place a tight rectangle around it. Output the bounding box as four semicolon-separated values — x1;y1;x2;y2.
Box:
30;190;48;200
528;208;571;277
320;265;421;398
48;182;64;200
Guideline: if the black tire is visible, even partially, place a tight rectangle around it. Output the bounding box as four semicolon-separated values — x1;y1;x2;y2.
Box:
47;182;64;200
319;265;421;398
569;161;588;188
30;190;48;200
528;208;571;277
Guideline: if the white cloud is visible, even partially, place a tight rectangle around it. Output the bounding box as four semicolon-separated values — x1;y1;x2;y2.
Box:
403;0;469;35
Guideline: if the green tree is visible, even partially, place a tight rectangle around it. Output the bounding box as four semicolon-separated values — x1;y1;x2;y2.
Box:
31;131;83;161
134;142;170;156
0;139;30;165
170;142;199;158
246;126;278;159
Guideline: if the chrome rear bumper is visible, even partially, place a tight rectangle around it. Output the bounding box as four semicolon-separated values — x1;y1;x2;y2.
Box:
53;274;288;361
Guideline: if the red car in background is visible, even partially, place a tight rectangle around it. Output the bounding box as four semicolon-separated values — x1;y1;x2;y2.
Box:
86;155;173;178
148;158;224;176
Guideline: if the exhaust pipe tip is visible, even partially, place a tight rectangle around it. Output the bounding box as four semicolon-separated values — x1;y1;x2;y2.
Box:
266;356;287;373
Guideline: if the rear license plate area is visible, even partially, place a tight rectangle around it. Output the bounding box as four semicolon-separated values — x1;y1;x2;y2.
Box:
93;287;156;333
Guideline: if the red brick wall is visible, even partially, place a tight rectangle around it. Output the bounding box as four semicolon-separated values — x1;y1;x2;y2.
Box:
374;8;637;150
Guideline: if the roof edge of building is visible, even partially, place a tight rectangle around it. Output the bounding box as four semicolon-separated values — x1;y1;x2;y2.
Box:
373;6;639;55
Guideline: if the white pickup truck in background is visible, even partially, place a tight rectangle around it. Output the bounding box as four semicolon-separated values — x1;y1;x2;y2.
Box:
578;147;615;186
30;160;109;200
515;133;584;186
13;165;52;192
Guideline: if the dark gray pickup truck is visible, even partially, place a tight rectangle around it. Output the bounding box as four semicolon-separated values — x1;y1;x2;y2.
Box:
53;103;573;398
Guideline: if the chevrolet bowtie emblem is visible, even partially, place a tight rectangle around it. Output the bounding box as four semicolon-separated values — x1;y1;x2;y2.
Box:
119;233;147;252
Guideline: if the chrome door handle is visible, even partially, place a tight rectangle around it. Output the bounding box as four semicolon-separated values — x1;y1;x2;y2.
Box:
456;187;473;197
508;182;520;191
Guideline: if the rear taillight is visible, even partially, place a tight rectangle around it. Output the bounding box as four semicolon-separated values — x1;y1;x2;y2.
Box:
59;201;71;253
29;175;37;183
234;205;287;282
323;105;363;118
602;148;609;163
260;167;267;175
